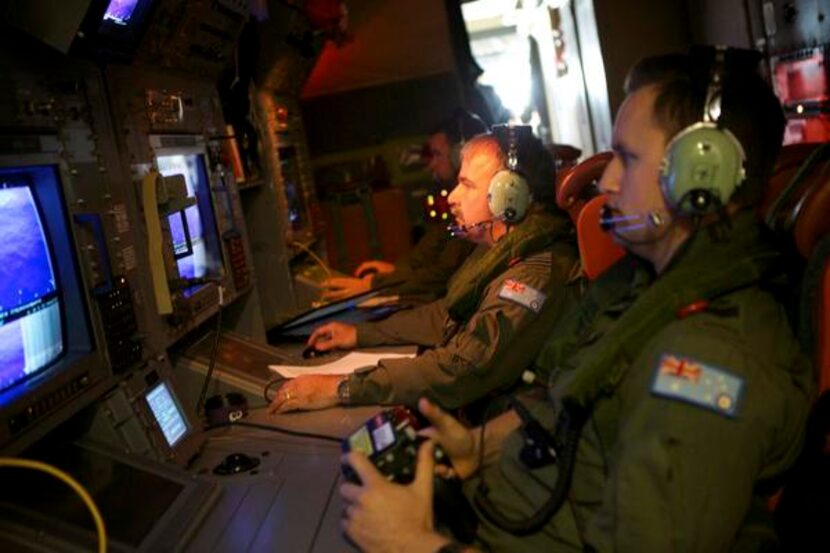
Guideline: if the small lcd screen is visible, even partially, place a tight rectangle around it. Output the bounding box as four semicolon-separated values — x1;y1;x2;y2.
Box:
103;0;141;26
157;153;222;289
371;421;396;452
0;177;63;394
146;382;188;447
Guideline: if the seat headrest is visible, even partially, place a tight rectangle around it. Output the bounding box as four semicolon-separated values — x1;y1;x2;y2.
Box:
556;151;612;224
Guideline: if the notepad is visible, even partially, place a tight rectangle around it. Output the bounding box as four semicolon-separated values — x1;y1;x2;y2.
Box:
269;351;416;378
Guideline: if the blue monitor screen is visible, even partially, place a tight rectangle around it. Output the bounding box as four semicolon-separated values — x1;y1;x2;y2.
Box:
157;154;221;288
103;0;141;26
0;177;63;394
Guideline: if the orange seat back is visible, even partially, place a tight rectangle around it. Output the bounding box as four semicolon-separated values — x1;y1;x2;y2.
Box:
577;194;627;280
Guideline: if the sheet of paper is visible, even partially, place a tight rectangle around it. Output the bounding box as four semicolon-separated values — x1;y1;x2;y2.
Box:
269;351;416;378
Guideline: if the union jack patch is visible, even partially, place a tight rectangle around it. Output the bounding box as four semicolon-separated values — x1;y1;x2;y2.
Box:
650;354;745;418
498;279;546;313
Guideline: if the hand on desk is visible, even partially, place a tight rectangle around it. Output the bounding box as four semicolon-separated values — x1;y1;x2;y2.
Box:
268;374;341;413
321;276;372;301
340;441;451;553
353;260;395;278
308;322;357;351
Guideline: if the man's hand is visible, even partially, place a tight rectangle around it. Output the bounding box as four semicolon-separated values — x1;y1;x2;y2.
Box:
321;276;372;301
340;441;452;553
268;375;341;413
354;260;396;278
307;322;358;351
416;398;481;480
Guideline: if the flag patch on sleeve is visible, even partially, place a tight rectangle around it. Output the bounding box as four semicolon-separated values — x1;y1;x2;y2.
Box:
650;354;745;418
498;279;546;313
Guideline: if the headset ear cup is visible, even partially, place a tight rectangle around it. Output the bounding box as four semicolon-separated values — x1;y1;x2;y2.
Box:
488;169;532;223
660;122;746;215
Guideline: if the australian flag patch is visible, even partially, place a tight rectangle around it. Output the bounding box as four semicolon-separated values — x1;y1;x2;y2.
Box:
650;354;745;418
498;279;546;313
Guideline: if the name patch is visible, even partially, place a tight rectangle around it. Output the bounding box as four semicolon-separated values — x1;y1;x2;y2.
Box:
498;279;546;313
650;354;744;418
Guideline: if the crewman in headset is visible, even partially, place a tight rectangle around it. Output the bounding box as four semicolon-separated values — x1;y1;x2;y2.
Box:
269;128;580;413
320;109;486;304
336;48;814;552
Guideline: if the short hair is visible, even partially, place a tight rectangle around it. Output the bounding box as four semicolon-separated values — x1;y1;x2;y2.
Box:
431;108;489;145
461;131;558;207
624;48;785;206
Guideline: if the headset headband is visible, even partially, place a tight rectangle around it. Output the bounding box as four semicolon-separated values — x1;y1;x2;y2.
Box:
505;125;520;172
703;46;727;125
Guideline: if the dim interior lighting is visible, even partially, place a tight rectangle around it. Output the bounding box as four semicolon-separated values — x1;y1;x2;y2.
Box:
796;104;804;114
429;210;437;218
427;195;435;205
440;189;448;197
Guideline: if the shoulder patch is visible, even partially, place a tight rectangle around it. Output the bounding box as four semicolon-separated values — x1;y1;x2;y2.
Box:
650;354;744;418
498;279;546;313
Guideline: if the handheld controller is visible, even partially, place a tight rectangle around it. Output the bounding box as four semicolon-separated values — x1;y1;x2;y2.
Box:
341;406;449;484
341;406;479;542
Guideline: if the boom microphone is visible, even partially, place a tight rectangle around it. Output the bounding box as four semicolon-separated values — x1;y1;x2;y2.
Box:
599;204;666;233
447;219;495;238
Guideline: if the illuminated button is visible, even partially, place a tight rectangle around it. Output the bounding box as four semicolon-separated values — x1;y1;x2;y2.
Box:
440;189;448;197
429;210;437;218
427;195;434;206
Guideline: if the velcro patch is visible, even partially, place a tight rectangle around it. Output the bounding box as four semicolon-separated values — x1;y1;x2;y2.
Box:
650;354;744;418
498;279;546;313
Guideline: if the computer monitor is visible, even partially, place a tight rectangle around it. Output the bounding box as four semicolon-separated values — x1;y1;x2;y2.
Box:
156;152;223;294
0;162;110;454
0;177;63;391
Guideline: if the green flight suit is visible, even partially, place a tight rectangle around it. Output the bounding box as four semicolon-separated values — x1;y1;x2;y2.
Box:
467;214;814;551
344;211;580;409
372;224;476;304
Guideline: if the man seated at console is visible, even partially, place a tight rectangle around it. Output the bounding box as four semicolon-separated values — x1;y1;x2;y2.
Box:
320;109;486;304
337;48;814;551
269;128;580;413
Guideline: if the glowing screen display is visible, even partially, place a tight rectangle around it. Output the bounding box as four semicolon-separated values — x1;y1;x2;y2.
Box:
157;154;219;283
0;178;62;394
103;0;141;26
145;382;188;447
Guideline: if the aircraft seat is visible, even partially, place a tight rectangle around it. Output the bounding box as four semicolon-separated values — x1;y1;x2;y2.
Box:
763;142;830;550
556;151;612;225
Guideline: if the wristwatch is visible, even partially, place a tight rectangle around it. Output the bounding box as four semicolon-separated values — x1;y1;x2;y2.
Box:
336;376;350;404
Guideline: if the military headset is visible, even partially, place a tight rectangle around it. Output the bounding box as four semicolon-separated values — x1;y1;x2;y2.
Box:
659;46;747;216
488;124;533;224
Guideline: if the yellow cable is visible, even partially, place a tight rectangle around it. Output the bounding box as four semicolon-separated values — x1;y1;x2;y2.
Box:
0;457;107;553
291;240;333;279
